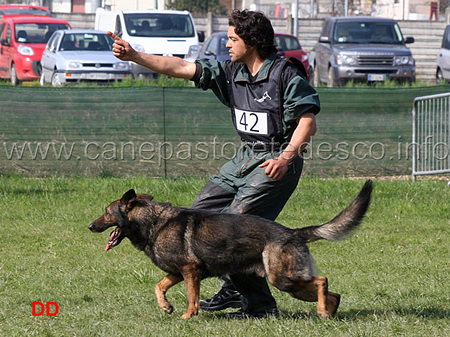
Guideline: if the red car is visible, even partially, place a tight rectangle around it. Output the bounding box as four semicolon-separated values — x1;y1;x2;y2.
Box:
274;33;310;80
0;4;51;17
200;32;310;80
0;16;70;85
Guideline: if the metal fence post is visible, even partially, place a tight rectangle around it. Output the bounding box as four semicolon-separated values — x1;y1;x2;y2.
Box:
412;93;450;181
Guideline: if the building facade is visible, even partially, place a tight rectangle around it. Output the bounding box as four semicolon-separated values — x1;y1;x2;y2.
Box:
1;0;445;20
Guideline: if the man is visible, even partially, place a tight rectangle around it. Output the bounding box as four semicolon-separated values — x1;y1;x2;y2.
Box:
109;9;320;319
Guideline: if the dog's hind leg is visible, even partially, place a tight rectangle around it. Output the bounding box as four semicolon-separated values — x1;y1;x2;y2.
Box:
155;274;183;315
286;276;340;318
180;267;201;320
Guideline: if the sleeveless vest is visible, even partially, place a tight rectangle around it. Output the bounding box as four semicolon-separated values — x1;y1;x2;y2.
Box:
229;58;297;152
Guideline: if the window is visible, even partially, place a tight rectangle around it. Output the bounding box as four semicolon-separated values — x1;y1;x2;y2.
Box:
60;33;113;51
14;22;70;44
442;26;450;50
333;22;403;44
123;13;194;38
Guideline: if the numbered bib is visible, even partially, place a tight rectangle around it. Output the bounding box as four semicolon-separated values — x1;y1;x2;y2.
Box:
234;108;268;135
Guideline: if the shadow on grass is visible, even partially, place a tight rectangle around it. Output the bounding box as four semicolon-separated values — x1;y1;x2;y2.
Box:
201;306;450;321
280;306;448;320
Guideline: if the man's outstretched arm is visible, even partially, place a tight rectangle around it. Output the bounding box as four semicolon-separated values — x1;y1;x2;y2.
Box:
108;31;197;79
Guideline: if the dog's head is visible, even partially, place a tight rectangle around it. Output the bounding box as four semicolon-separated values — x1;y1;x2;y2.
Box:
88;189;153;251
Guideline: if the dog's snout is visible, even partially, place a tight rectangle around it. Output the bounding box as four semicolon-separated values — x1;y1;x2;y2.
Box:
88;223;99;232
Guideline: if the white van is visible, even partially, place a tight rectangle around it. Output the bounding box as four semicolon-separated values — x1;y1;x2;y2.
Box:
95;8;203;78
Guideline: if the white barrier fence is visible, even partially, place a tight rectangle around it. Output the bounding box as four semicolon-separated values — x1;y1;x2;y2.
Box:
412;93;450;181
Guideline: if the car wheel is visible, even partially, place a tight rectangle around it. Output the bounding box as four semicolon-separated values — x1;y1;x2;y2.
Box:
308;66;314;85
51;72;62;87
328;67;336;88
39;69;45;86
436;68;445;85
313;65;320;87
10;63;19;86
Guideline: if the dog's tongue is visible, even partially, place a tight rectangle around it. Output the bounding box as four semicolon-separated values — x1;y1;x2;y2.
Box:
106;228;121;251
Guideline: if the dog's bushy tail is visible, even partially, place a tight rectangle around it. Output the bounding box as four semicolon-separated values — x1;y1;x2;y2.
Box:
300;180;373;243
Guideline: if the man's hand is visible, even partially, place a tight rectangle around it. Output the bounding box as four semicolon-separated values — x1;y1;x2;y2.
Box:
259;113;317;181
108;31;138;62
259;156;290;181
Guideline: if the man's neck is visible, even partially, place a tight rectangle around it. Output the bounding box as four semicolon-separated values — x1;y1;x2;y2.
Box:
244;51;265;77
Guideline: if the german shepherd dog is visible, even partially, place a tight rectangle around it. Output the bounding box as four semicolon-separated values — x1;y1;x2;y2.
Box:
89;180;372;320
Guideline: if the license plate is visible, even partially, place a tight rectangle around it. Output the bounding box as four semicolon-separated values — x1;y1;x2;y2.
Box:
368;74;386;81
87;73;108;80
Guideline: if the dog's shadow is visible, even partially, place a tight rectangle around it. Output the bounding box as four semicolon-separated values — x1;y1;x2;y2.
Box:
206;306;448;321
280;306;448;321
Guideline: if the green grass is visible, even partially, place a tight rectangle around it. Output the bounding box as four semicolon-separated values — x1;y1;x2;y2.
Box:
0;176;448;336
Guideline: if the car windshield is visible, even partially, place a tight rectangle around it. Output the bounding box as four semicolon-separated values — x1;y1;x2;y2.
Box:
59;33;114;51
218;36;228;55
333;22;404;44
123;13;194;38
14;22;70;44
275;35;302;51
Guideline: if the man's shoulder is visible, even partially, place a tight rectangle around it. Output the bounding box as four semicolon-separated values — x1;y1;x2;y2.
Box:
196;59;243;78
280;57;308;80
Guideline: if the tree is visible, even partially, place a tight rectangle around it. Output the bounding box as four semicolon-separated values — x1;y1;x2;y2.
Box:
166;0;228;15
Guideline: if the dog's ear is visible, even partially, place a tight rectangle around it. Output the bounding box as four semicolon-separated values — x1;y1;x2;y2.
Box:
120;189;137;209
137;193;154;201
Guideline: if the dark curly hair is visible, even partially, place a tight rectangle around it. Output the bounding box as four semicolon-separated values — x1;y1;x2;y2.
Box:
228;9;277;59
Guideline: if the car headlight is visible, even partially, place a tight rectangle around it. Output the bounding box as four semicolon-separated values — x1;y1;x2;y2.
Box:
113;62;129;70
18;45;34;56
337;54;357;66
132;44;145;52
394;55;413;66
185;45;199;59
68;62;82;69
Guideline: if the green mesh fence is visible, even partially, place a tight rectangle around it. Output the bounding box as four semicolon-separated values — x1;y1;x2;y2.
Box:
1;85;449;178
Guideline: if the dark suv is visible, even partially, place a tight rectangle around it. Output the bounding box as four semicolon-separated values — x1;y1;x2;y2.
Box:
310;17;415;87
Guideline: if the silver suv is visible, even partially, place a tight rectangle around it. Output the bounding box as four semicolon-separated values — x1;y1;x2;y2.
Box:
310;16;415;87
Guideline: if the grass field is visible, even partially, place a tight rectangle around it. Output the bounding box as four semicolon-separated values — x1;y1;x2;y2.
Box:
0;175;448;336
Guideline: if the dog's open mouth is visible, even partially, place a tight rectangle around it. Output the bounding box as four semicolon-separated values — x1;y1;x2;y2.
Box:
106;227;124;251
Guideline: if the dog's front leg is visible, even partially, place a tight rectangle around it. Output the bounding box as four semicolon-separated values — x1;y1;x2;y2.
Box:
180;267;201;320
155;274;183;314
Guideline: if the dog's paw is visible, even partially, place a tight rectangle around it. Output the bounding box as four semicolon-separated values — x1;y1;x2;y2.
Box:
161;304;174;314
181;310;198;320
318;310;331;319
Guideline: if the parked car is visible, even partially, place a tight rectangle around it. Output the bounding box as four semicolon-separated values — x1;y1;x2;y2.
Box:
436;24;450;84
95;9;203;79
40;30;132;86
199;32;310;80
198;32;230;61
274;33;310;80
0;4;51;17
0;15;70;85
310;16;415;87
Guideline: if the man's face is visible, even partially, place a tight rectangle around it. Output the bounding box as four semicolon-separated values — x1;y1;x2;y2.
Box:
226;26;253;63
